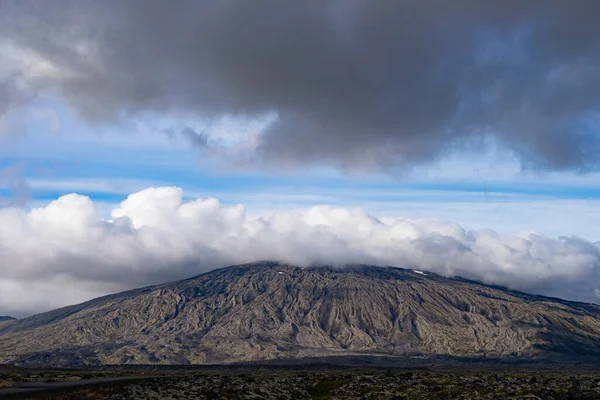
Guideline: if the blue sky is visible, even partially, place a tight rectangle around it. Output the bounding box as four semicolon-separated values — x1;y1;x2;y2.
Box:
2;97;600;240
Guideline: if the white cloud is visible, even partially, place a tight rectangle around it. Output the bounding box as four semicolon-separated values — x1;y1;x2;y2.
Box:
1;186;600;317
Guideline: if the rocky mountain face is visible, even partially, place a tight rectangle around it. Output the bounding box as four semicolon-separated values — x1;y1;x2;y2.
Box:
1;262;600;367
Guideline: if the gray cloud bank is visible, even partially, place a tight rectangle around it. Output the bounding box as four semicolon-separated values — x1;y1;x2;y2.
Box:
1;187;599;317
2;0;600;171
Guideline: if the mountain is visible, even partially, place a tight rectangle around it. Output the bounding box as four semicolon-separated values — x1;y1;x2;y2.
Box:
0;316;15;324
1;262;600;367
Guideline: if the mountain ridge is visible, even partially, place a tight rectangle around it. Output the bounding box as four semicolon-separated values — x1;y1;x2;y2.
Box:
2;262;600;367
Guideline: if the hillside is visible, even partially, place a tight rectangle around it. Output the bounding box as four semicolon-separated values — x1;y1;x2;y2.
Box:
1;262;600;367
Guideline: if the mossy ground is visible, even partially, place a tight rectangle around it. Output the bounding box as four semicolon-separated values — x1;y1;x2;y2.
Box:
3;366;600;399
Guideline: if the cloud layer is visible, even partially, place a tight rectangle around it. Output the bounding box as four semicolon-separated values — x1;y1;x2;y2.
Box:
1;186;599;317
2;0;600;171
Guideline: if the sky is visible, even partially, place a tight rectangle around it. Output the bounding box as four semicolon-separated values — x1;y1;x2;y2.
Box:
1;0;600;317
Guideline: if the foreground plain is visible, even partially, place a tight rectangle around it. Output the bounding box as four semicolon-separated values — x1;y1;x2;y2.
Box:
2;365;600;399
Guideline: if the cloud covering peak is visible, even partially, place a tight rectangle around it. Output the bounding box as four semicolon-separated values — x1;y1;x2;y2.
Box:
1;186;599;316
2;0;600;171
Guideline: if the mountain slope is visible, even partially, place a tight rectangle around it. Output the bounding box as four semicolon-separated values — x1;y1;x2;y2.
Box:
1;262;600;366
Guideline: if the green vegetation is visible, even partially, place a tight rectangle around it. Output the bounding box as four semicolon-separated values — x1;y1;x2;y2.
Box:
308;376;345;399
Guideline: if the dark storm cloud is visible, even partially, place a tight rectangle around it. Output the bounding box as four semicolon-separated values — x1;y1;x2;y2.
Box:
161;126;209;148
0;72;33;126
1;0;600;171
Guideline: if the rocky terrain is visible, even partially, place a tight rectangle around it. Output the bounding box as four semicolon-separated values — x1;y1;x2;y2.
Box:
0;316;15;322
5;367;600;399
1;262;600;366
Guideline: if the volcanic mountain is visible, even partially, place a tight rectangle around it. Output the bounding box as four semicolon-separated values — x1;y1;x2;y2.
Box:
1;262;600;367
